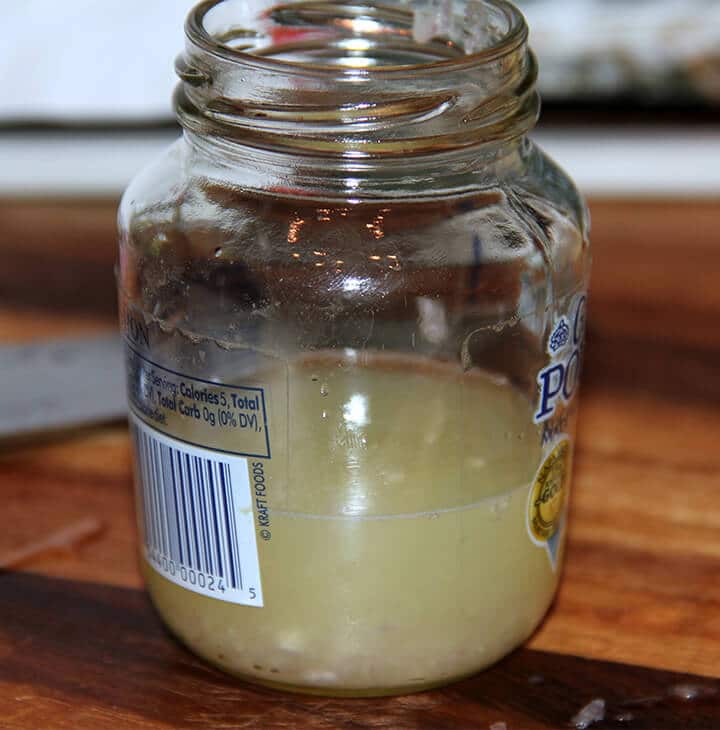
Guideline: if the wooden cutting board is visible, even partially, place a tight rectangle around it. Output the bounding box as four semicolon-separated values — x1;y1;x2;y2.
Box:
1;198;719;729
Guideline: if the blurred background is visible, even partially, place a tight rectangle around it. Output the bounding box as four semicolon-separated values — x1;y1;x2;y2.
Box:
0;0;720;318
1;0;718;395
2;0;718;356
3;0;720;194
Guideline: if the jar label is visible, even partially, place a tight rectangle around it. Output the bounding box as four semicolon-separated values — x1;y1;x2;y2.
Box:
125;343;271;459
526;292;586;569
129;413;264;607
121;318;272;608
527;437;571;571
534;292;587;425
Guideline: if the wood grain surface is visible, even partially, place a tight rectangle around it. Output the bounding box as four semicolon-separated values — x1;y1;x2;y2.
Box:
3;571;720;730
1;197;719;729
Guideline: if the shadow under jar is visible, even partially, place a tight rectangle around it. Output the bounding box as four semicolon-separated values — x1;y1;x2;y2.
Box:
118;0;591;697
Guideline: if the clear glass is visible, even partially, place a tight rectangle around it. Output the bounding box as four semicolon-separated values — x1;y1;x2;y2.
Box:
119;0;590;697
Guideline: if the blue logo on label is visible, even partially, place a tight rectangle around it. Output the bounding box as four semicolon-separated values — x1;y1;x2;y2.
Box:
548;317;571;354
535;294;587;424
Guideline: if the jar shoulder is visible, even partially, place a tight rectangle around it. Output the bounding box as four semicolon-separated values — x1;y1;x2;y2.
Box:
118;139;589;369
119;139;186;232
515;141;590;242
120;139;587;265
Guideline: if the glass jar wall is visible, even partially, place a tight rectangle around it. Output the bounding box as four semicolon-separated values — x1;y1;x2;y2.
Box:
119;0;590;696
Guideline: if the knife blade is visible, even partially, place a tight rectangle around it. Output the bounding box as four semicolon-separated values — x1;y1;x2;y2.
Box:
0;333;127;440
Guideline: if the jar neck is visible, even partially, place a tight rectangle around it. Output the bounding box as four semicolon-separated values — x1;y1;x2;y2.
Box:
184;129;531;199
175;0;539;197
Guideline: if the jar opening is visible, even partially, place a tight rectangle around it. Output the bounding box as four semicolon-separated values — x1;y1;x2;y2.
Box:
190;0;526;73
177;0;539;161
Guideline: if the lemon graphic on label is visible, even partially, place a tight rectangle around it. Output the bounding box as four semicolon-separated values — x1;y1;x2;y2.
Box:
528;439;570;545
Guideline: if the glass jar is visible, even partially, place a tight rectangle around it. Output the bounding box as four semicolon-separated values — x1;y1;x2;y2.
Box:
118;0;590;697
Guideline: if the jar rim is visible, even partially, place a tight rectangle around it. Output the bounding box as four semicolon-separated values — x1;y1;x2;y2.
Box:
185;0;528;76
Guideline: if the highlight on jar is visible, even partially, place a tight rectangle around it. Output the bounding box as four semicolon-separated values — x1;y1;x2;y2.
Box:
118;0;591;697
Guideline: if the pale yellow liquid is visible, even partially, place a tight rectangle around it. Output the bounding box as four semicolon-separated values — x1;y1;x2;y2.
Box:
143;354;561;696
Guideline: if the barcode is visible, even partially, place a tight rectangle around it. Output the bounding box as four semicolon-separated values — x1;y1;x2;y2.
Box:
130;414;263;606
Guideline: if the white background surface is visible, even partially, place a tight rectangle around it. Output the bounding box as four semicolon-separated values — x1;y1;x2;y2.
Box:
1;0;192;123
1;128;718;197
3;0;719;122
1;1;718;197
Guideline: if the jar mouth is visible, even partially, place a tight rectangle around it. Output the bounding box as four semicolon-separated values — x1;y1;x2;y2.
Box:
186;0;528;75
177;0;538;162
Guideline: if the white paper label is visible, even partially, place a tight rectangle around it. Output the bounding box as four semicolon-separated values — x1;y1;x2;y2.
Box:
130;414;264;607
